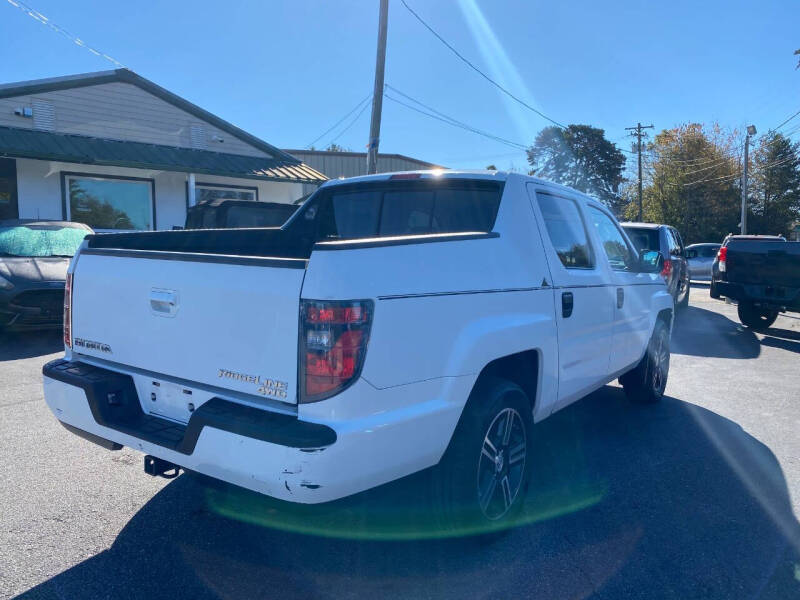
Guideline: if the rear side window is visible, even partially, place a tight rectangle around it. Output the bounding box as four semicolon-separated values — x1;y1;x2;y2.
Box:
587;206;636;271
315;182;502;240
536;193;594;269
625;227;660;253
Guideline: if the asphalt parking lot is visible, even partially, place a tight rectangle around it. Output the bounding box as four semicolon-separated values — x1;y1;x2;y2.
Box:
1;285;799;599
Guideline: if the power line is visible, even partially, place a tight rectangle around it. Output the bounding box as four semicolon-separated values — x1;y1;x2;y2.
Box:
399;0;565;129
770;107;800;133
305;93;372;148
384;94;528;150
327;98;372;147
386;84;527;148
5;0;125;68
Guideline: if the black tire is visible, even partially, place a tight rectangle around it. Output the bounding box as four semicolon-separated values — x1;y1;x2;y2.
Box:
737;301;778;330
709;280;720;299
431;377;533;537
621;319;670;404
676;277;690;310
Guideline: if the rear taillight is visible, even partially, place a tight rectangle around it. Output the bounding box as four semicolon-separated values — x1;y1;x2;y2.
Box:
660;258;672;280
299;299;373;403
718;246;727;272
63;272;73;348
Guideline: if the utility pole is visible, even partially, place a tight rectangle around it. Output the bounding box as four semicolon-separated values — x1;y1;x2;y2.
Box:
366;0;389;175
625;122;654;221
741;124;757;234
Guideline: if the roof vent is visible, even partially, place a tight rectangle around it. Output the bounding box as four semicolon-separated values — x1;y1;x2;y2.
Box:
190;124;206;150
32;100;55;131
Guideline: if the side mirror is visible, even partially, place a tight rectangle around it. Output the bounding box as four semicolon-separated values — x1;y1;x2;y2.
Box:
639;250;664;273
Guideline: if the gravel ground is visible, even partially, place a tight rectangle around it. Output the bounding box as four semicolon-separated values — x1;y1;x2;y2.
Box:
1;286;799;599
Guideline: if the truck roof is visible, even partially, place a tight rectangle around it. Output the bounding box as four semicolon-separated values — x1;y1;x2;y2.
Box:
620;222;663;230
320;170;599;199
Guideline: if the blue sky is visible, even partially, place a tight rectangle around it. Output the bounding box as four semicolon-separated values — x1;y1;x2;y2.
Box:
1;0;798;171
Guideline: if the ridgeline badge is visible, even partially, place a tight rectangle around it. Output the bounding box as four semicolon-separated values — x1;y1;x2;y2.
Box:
217;368;288;400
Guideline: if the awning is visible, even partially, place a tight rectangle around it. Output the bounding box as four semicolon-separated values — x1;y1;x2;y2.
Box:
0;126;327;184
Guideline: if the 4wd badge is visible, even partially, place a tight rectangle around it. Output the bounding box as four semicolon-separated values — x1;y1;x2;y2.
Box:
217;368;288;400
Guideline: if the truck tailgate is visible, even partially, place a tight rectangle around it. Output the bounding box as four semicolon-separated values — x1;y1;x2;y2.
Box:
727;241;800;288
71;249;305;404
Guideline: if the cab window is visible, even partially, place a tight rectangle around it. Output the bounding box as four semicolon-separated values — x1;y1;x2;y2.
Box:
536;193;595;269
587;206;636;271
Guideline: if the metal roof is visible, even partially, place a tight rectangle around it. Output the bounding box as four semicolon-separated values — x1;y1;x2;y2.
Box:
0;69;298;163
283;148;443;169
0;126;327;184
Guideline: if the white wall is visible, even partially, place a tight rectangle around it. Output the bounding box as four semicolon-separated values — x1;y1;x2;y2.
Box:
14;158;304;230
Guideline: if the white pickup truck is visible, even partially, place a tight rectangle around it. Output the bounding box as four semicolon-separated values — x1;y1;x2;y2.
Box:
43;171;673;529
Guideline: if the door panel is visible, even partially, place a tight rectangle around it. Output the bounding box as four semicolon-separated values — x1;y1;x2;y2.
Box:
585;205;651;373
526;186;614;410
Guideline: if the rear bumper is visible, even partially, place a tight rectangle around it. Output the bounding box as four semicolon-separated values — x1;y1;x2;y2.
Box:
43;359;468;503
713;281;800;311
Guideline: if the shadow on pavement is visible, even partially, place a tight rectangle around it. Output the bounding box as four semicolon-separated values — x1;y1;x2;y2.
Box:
16;387;800;599
672;305;761;359
759;326;800;354
0;329;62;361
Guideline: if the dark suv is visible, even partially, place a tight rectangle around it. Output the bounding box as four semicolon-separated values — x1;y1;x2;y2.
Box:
622;222;690;309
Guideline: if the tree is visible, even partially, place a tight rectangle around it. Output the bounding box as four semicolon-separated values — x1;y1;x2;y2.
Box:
527;125;625;200
324;143;350;152
485;164;497;170
527;124;626;207
69;181;135;230
630;123;740;243
749;133;800;236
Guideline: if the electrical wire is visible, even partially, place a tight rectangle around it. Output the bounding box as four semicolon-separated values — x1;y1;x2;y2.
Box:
399;0;565;128
384;91;528;149
326;97;372;147
4;0;125;68
305;93;372;148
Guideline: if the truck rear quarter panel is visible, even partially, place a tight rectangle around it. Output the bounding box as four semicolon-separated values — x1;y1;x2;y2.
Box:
301;176;559;423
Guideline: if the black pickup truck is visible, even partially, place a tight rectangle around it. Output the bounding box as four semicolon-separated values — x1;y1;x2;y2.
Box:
710;235;800;329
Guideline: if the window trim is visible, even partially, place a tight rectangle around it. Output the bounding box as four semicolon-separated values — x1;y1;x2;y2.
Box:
60;171;156;231
535;192;597;270
586;203;638;272
191;181;259;207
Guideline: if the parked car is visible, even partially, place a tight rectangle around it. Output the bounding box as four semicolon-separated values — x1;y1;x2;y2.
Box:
685;243;721;281
622;222;690;309
42;171;673;530
710;234;799;329
184;198;302;230
0;220;92;331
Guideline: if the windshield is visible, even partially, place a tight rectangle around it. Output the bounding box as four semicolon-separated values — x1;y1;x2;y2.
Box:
0;225;88;257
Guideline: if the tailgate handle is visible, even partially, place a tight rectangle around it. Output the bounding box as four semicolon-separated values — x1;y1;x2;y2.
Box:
150;289;179;317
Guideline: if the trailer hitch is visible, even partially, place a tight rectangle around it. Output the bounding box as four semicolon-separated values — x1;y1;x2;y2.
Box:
144;455;181;479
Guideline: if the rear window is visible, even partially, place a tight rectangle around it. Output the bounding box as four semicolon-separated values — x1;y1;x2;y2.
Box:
624;227;660;253
226;205;296;228
314;181;502;240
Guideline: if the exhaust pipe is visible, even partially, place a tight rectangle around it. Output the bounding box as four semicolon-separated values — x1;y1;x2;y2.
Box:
144;455;181;479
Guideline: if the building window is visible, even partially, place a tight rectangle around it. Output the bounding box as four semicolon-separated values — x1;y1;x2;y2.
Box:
65;174;154;231
196;183;257;203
